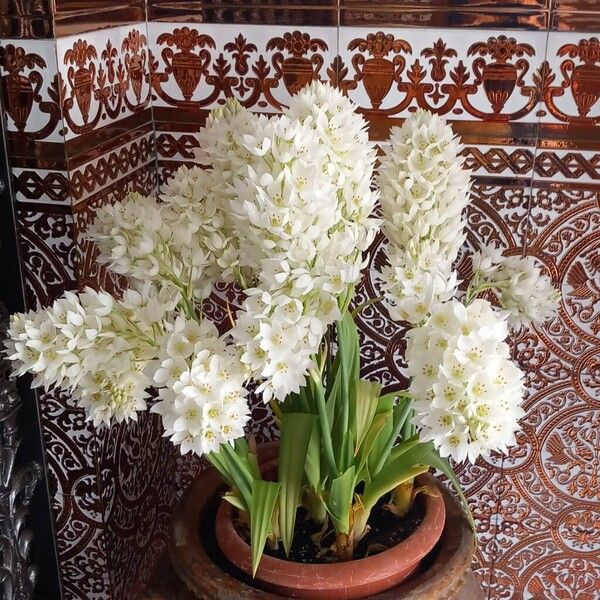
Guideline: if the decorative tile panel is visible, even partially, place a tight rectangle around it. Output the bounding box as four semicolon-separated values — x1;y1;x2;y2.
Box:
56;24;151;140
148;23;338;112
69;130;155;203
2;8;600;600
540;33;600;124
12;167;70;205
0;0;54;39
337;28;548;125
0;38;63;141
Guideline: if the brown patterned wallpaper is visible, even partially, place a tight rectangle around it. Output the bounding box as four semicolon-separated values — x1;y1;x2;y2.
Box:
0;2;599;599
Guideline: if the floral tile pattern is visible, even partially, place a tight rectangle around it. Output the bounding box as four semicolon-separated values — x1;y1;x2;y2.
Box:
56;24;151;140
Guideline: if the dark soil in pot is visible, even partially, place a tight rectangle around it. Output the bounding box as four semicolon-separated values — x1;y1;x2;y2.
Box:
233;497;426;564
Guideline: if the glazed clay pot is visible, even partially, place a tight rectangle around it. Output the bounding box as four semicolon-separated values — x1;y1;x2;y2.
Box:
215;472;445;599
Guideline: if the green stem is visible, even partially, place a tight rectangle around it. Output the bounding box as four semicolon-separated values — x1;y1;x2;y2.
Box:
465;278;511;305
269;398;284;423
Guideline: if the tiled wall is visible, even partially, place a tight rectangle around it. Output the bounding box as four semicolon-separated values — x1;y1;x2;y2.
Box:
0;5;175;600
1;1;599;599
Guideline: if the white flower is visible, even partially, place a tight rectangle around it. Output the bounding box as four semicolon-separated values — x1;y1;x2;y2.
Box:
405;299;525;463
209;82;379;402
151;347;250;456
470;244;504;277
469;245;561;330
4;287;175;425
379;110;471;326
379;109;471;265
380;242;457;325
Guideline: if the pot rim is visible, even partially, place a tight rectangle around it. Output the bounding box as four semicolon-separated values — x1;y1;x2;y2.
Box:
215;472;446;587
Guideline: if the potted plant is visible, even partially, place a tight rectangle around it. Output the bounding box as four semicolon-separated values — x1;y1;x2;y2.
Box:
4;82;560;599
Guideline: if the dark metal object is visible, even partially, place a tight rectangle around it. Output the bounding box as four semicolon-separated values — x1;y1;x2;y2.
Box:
0;304;41;600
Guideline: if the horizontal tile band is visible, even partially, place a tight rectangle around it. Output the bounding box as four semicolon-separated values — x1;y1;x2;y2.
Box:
63;110;153;159
7;118;154;169
153;108;600;150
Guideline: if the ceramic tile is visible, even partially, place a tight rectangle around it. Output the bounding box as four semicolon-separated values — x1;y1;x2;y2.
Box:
15;206;77;309
69;129;155;203
540;31;600;125
148;22;338;112
12;167;70;205
56;23;151;140
0;38;63;141
337;27;548;125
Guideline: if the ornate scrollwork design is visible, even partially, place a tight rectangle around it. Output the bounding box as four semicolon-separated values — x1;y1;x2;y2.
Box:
0;303;41;600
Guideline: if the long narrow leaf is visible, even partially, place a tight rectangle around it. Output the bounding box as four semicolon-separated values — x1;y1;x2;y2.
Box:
363;441;434;510
310;371;338;479
278;413;316;555
371;397;414;477
366;394;396;478
352;380;382;454
305;419;321;488
423;449;476;531
387;435;421;463
235;437;261;479
356;411;392;479
364;465;429;513
250;480;281;576
335;313;360;469
220;443;254;509
207;451;234;488
327;466;356;534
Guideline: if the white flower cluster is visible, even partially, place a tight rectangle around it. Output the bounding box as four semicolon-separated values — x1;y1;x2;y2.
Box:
405;299;525;463
379;110;471;325
199;82;379;402
381;243;457;325
470;244;561;330
88;170;237;303
5;286;177;426
151;317;250;455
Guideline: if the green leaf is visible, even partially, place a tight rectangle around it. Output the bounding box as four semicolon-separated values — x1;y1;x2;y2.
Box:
332;313;361;469
207;451;234;489
371;397;414;477
310;370;338;480
363;441;434;511
357;411;392;479
250;480;281;576
387;435;421;463
305;419;321;489
220;442;254;510
223;492;247;512
278;413;316;555
423;449;476;531
234;437;261;480
327;466;356;534
351;380;382;454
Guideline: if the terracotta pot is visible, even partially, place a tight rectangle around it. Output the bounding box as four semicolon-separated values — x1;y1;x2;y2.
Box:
215;471;445;599
170;443;481;599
